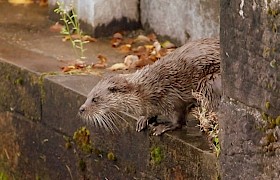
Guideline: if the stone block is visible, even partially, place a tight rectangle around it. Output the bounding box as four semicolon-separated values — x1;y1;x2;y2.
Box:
48;0;141;37
141;0;220;45
220;0;280;117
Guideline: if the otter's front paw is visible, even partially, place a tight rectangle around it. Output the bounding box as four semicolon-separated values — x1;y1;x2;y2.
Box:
152;123;180;136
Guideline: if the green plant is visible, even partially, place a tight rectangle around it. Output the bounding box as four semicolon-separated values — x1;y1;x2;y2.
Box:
150;146;164;165
54;2;88;59
0;172;8;180
191;91;220;156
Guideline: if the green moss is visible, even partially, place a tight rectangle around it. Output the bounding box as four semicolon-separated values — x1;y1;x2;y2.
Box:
107;152;117;161
213;137;221;157
150;147;164;165
270;59;277;68
267;8;280;17
14;78;24;85
265;101;271;109
73;127;93;153
35;174;41;180
262;112;268;121
276;116;280;125
63;135;72;149
0;172;8;180
94;148;104;157
262;47;270;58
78;159;86;172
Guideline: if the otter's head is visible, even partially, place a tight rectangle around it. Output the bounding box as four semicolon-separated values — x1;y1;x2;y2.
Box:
78;75;142;132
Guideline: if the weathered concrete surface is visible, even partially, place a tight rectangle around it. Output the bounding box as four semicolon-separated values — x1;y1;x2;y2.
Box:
0;1;218;179
48;0;141;37
220;0;280;179
0;112;80;179
141;0;220;45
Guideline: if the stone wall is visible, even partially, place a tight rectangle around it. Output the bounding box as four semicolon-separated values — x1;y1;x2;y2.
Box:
219;0;280;179
141;0;220;45
48;0;220;45
48;0;141;37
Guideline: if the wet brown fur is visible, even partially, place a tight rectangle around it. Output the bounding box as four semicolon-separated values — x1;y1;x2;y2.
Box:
79;38;221;135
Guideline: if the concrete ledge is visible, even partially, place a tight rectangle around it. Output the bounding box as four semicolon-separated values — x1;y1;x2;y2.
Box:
0;57;218;179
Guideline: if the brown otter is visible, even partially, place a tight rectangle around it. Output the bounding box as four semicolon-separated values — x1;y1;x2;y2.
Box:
79;38;221;135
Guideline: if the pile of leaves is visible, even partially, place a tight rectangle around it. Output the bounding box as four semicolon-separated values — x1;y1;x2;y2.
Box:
50;22;177;74
108;32;177;71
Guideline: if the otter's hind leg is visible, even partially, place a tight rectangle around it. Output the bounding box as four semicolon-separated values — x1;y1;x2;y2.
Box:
136;116;157;132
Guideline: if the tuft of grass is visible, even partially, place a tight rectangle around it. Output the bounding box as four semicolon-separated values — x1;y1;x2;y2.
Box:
191;91;220;156
54;2;88;59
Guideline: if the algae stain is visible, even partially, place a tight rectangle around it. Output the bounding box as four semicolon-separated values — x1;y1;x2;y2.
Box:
150;146;164;165
0;172;8;180
78;159;86;172
14;78;24;86
107;152;117;161
73;126;93;153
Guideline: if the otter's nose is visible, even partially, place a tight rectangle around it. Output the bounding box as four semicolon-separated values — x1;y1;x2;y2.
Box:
79;105;86;114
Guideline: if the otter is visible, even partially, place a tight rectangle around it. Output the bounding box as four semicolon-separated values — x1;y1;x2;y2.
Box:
79;38;221;135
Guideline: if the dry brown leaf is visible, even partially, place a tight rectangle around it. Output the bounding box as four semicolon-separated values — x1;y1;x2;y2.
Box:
162;41;176;49
39;0;48;6
61;65;75;72
49;22;64;33
113;32;123;39
153;41;161;52
123;38;134;45
111;38;122;47
8;0;33;5
147;33;157;42
148;54;158;62
82;35;97;42
108;63;128;71
92;54;108;68
134;35;150;43
118;44;131;53
124;55;139;67
132;46;148;57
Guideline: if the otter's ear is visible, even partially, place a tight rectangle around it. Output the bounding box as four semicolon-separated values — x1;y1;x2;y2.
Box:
108;78;132;93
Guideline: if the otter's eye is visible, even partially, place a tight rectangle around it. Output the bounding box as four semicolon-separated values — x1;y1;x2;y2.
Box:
92;97;97;103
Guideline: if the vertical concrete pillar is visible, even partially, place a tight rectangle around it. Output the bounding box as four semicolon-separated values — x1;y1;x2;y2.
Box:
219;0;280;179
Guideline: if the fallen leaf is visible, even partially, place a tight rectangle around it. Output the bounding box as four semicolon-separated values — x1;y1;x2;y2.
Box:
92;55;108;68
144;44;154;50
113;32;123;39
49;22;64;33
108;63;128;71
134;35;150;43
124;55;139;67
147;33;157;42
39;0;48;6
162;41;176;49
8;0;33;5
111;38;122;47
82;35;97;42
61;65;75;72
118;44;131;53
153;41;161;52
132;46;147;55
